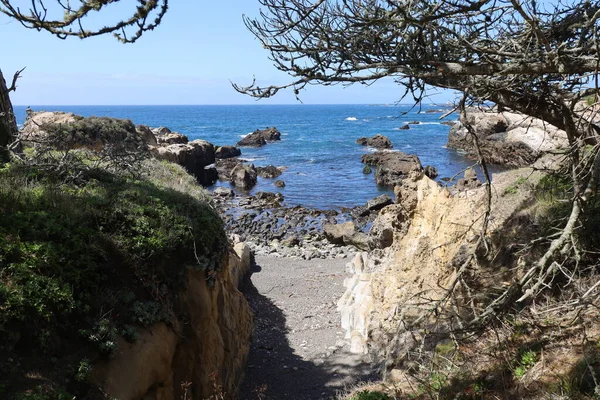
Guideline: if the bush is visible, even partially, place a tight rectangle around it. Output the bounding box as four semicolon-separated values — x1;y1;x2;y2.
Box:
0;158;227;396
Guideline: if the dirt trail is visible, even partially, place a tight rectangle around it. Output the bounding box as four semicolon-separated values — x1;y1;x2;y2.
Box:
239;255;378;400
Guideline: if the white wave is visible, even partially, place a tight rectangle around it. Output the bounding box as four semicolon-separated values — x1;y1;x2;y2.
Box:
345;117;358;121
418;122;442;125
404;144;412;148
239;132;253;138
362;119;370;122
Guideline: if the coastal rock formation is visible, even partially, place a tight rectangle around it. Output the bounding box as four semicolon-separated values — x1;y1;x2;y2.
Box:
237;127;281;147
216;157;241;180
337;166;546;369
90;243;254;400
215;145;242;159
257;165;283;179
20;111;149;152
153;140;217;186
362;151;423;187
423;165;438;179
447;109;568;166
366;194;393;211
230;163;258;189
356;134;393;149
324;221;355;245
20;111;220;186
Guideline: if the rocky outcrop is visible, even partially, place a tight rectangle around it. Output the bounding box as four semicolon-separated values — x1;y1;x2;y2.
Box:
362;151;423;187
230;163;258;190
447;109;568;166
20;111;150;152
216;158;241;181
20;111;221;187
236;127;281;147
257;165;283;179
356;134;393;149
90;243;253;400
337;166;547;369
153;140;217;186
324;221;356;245
215;145;241;159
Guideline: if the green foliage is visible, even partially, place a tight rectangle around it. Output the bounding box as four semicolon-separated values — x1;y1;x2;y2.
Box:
14;385;74;400
503;176;528;195
514;350;538;378
0;158;226;396
350;390;394;400
363;165;372;174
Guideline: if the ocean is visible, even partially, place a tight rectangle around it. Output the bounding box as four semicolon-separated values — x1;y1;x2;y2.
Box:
13;104;475;209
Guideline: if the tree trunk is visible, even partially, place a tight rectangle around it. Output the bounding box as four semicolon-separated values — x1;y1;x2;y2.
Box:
0;69;18;162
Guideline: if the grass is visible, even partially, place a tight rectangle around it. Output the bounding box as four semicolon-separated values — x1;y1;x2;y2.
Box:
0;157;227;398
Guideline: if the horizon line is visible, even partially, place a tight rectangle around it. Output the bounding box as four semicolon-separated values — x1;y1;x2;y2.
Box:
13;102;444;107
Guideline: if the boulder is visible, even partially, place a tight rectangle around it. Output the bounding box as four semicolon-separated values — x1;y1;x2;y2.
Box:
20;112;150;152
213;187;234;198
398;124;410;130
455;168;481;191
407;121;420;125
447;109;568;166
135;125;158;146
424;165;438;179
343;231;373;251
153;140;216;186
216;158;241;181
362;151;423;187
157;132;188;145
237;127;281;147
366;194;393;211
151;126;172;136
323;221;355;245
230;164;258;190
255;191;284;205
356;134;393;149
257;165;283;179
274;180;286;188
215;145;241;159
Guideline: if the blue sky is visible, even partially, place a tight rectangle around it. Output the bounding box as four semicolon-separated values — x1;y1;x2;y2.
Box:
1;0;456;105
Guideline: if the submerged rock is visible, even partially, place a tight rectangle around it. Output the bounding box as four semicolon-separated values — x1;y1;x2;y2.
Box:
257;165;283;179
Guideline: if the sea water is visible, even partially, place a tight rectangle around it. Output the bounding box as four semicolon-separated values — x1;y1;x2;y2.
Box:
14;104;476;209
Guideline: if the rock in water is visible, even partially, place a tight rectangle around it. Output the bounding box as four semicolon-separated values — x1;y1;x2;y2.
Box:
153;140;216;186
356;134;393;149
237;127;282;147
213;187;234;197
230;164;258;189
424;165;439;179
362;151;423;187
215;145;242;159
274;180;286;188
257;165;283;179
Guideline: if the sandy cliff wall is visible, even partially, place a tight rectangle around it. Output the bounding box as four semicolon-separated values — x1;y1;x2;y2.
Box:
90;243;253;400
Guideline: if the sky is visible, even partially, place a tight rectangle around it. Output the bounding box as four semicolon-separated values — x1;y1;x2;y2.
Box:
1;0;457;105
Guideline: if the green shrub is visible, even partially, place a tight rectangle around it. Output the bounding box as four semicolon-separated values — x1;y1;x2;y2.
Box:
0;159;227;396
350;390;394;400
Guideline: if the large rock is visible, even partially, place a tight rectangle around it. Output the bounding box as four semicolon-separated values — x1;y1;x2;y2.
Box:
215;145;242;159
135;125;158;146
447;109;568;166
216;158;241;181
362;151;423;187
256;165;283;179
90;243;254;400
323;221;356;245
157;132;188;145
20;111;152;152
230;163;257;189
366;194;393;211
236;127;281;147
356;134;393;149
154;140;216;186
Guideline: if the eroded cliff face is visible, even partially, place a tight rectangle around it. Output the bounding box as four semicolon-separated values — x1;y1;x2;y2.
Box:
338;165;549;372
90;243;253;400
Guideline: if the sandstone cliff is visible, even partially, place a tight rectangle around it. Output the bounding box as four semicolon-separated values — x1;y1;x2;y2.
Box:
91;243;253;400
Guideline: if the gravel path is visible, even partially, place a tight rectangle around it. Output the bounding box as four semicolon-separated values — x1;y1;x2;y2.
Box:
239;255;378;400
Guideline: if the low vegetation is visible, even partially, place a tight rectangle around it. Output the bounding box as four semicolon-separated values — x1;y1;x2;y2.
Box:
0;156;227;399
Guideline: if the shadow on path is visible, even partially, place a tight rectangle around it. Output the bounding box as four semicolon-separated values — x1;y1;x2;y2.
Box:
238;260;378;400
